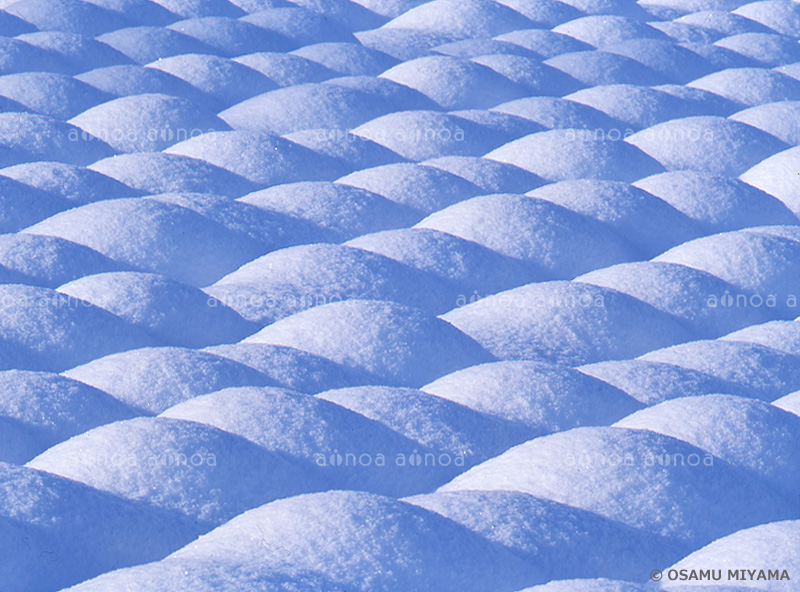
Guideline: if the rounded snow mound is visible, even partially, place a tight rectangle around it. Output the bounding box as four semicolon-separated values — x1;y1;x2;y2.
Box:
5;0;133;37
204;342;372;393
244;299;493;387
145;53;276;107
337;162;481;214
721;319;800;355
422;360;641;433
544;50;665;86
633;170;797;231
88;152;255;196
0;72;108;120
164;129;346;184
240;181;418;241
0;284;153;372
59;271;255;348
528;179;700;255
27;417;322;525
25;198;263;287
0;176;74;233
379;55;526;110
665;520;800;592
487;130;664;182
381;0;534;39
415;194;640;278
741;146;800;214
96;26;216;64
688;67;800;106
1;161;137;204
553;15;667;48
75;64;207;101
161;386;451;496
730;101;800;145
219;83;392;135
207;243;458;323
615;394;800;494
284;126;406;172
352;110;525;161
0;462;203;592
579;359;752;404
233;51;337;86
653;229;800;313
0;370;136;463
63;346;273;414
0;112;113;168
241;7;358;46
625;116;787;176
714;32;800;66
640;340;800;401
68;93;229;153
0;233;124;288
422;155;542;193
346;227;540;294
733;0;800;37
576;262;775;337
169;490;544;592
468;54;583;97
441;281;694;365
166;16;289;56
494;28;593;59
406;490;685;582
291;42;397;76
318;385;530;464
440;426;795;547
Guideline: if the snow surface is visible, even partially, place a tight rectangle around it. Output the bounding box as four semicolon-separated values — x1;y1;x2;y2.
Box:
1;0;799;590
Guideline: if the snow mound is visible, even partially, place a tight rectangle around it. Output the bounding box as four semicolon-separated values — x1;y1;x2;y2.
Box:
337;162;481;214
166;16;289;56
553;15;667;47
544;50;665;86
615;394;800;494
493;0;583;26
721;319;800;355
0;161;137;203
231;51;337;86
495;28;593;58
422;155;542;193
381;0;534;39
714;32;800;66
640;340;800;401
579;359;752;404
0;72;108;120
146;53;276;107
88;152;255;196
25;198;263;286
209;243;458;321
27;417;322;524
733;0;800;37
0;37;70;76
653;229;800;313
487;130;663;182
97;26;216;64
75;64;207;100
740;146;800;214
164;129;346;184
527;179;700;255
244;299;493;387
625;116;787;176
441;281;694;364
291;42;396;75
415;194;640;277
346;227;540;294
241;7;358;46
773;391;800;416
16;30;133;72
59;271;255;347
0;462;203;592
0;284;153;372
0;232;124;287
440;426;795;546
68;93;228;153
352;110;525;161
633;170;797;231
0;112;113;167
204;342;372;392
0;370;136;463
160;386;451;495
169;490;544;592
730;101;800;145
406;490;685;581
688;67;800;106
421;360;641;433
379;55;527;109
5;0;133;37
62;347;273;413
665;520;800;592
576;261;775;337
240;181;418;240
318;385;530;464
148;0;244;19
0;175;74;233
